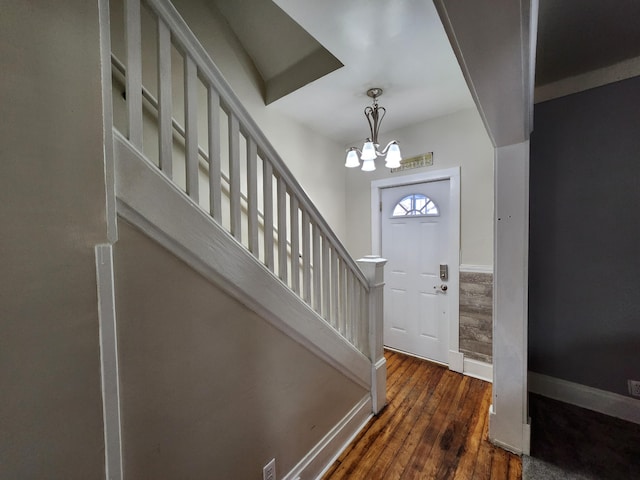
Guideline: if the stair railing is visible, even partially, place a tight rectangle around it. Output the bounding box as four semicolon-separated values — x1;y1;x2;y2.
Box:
113;0;372;356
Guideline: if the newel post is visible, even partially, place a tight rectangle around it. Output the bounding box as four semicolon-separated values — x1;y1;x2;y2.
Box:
357;255;387;414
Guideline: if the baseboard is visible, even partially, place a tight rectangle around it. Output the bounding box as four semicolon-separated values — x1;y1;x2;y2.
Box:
448;350;464;373
488;405;530;455
463;357;493;383
283;395;373;480
528;372;640;425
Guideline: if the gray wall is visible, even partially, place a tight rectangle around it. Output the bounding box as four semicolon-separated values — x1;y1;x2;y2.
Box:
529;76;640;397
0;1;107;478
114;221;367;479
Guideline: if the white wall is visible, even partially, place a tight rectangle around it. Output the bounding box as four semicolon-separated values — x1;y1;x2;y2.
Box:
344;108;494;266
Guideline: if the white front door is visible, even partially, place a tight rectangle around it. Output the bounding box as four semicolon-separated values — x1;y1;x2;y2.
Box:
381;180;451;364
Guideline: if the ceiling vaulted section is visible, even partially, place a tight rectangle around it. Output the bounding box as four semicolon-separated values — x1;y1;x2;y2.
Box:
211;0;343;104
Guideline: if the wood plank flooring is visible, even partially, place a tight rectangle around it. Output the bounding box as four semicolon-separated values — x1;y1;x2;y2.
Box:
323;350;521;480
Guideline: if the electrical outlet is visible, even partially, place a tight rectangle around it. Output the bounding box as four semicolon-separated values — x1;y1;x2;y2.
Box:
629;380;640;397
263;458;276;480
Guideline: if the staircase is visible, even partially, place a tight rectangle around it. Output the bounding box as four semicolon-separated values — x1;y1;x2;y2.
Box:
99;0;386;478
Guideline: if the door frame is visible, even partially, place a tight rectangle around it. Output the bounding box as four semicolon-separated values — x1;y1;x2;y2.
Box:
370;167;463;372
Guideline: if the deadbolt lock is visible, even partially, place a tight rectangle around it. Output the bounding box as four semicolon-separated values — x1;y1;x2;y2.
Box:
439;264;448;280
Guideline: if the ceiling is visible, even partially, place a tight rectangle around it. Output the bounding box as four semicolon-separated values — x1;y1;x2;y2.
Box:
212;0;640;146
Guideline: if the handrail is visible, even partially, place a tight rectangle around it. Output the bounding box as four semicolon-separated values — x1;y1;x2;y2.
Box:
112;53;307;264
113;0;372;354
143;0;368;289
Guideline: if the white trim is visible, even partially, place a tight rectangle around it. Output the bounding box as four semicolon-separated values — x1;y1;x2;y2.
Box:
535;55;640;104
386;347;493;383
114;133;371;389
283;396;373;480
463;357;493;383
526;0;538;135
459;264;493;274
528;372;640;425
99;0;117;243
371;357;387;414
95;245;123;480
488;406;530;455
448;350;464;373
371;168;461;369
522;422;531;456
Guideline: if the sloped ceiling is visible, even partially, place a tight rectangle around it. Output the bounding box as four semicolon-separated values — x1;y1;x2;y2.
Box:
211;0;343;104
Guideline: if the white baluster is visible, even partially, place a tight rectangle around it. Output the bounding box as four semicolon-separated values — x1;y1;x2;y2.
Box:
322;235;330;320
184;55;198;201
302;210;311;304
312;223;321;313
330;247;339;330
228;114;241;241
157;17;172;178
125;0;143;148
263;161;274;271
340;260;347;337
290;196;300;294
277;176;287;283
347;270;355;343
207;87;221;222
247;138;259;255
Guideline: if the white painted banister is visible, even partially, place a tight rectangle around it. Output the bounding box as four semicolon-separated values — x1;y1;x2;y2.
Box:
142;0;367;284
113;0;373;358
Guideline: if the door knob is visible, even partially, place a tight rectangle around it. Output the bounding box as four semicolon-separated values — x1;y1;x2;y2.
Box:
433;284;448;292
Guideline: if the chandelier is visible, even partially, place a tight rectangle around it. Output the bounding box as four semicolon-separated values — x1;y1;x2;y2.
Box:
345;88;402;171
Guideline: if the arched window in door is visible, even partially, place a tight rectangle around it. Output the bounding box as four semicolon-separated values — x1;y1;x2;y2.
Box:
392;193;439;217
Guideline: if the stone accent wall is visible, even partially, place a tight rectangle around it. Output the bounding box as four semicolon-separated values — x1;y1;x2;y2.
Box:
459;271;493;363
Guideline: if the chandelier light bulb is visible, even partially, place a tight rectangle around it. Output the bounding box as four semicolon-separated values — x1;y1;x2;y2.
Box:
361;158;376;172
345;149;360;168
384;142;402;169
361;141;377;161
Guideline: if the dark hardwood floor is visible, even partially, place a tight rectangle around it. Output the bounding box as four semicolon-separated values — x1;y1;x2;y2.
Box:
323;350;521;479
